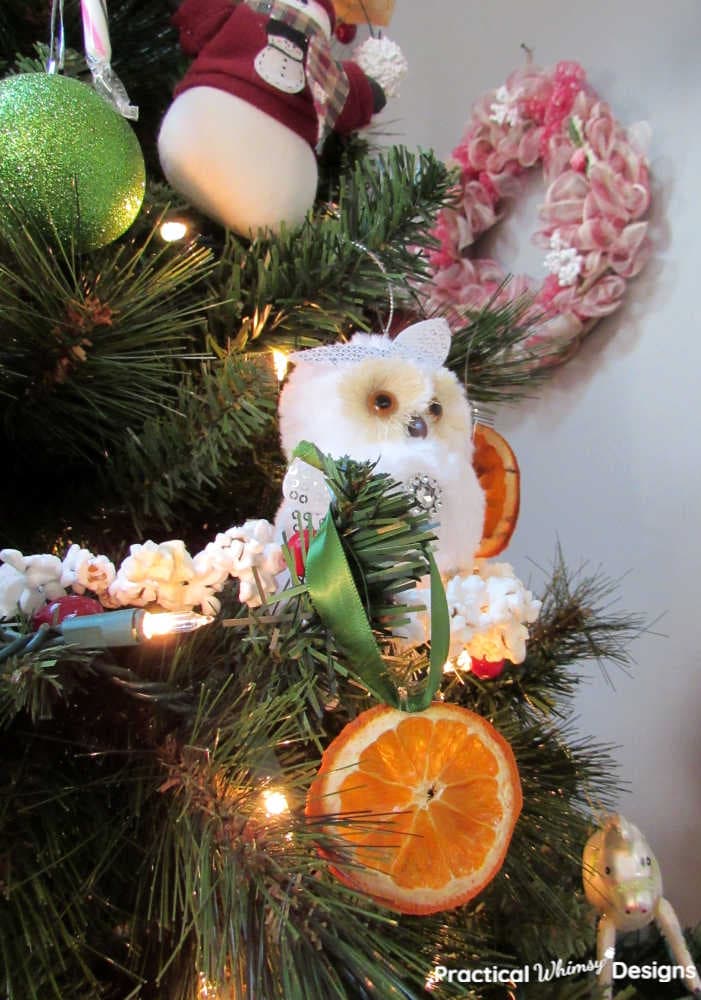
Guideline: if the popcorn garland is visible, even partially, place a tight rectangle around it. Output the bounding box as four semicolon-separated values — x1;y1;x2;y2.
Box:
445;560;541;664
0;552;66;619
0;520;286;622
396;560;541;668
1;536;539;674
426;60;652;368
0;547;540;700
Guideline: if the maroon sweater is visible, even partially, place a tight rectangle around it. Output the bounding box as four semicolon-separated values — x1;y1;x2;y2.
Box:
172;0;377;148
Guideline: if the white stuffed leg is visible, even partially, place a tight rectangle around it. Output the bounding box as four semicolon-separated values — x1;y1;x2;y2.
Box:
655;897;701;996
596;913;617;1000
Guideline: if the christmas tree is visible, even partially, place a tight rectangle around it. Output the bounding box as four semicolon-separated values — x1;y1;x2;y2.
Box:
1;3;698;999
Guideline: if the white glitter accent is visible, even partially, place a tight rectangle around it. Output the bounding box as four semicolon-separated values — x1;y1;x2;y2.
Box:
288;318;452;371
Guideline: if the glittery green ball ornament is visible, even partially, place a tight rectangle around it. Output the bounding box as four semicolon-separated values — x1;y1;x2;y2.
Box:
0;73;145;251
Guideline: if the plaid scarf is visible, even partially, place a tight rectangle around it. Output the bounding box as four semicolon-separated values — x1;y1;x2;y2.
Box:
245;0;350;148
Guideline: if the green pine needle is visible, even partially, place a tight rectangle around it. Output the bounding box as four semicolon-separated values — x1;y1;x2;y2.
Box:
0;216;213;459
204;147;452;354
102;351;278;531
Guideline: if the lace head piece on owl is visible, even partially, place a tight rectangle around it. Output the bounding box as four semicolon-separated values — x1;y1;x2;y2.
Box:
288;318;452;371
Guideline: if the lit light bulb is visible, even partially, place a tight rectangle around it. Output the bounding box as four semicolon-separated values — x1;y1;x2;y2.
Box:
262;789;289;816
160;220;188;242
271;349;289;382
141;610;213;639
198;973;219;999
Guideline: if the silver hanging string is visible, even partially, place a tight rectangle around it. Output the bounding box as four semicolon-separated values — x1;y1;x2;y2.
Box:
470;402;496;442
46;0;65;74
351;240;395;334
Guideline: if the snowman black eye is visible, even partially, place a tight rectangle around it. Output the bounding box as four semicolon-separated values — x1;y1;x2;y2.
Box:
368;390;398;417
428;399;443;420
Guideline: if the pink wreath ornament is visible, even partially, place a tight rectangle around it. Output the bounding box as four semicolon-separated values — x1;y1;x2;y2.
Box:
426;61;652;366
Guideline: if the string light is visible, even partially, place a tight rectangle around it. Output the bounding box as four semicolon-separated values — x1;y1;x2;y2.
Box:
425;966;440;991
271;349;289;383
160;219;188;242
444;651;472;675
60;608;213;648
262;788;289;816
197;973;219;999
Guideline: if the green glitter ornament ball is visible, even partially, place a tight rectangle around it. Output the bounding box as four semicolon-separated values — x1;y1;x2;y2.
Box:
0;73;145;251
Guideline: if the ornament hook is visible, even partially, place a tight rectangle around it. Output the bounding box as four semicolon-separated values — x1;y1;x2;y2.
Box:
46;0;66;74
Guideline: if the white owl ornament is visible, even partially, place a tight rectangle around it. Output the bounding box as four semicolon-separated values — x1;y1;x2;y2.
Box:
276;318;485;576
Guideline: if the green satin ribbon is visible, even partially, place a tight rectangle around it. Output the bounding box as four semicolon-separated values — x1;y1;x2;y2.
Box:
305;508;450;712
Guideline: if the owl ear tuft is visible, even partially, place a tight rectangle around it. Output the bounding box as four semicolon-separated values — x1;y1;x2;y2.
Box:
393;318;452;369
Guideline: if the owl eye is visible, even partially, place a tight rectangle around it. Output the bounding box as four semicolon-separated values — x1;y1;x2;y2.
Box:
428;399;443;419
368;390;398;416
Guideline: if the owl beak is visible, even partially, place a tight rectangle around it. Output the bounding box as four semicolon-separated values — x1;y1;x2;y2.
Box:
407;415;428;439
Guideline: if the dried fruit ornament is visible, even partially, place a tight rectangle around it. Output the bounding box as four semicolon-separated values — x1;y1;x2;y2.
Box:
306;701;522;914
473;424;520;558
332;0;395;26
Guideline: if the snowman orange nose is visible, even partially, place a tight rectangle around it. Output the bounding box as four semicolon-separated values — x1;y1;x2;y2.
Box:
408;416;428;438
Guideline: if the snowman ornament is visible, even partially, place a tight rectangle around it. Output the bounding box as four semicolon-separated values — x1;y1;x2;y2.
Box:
159;0;400;237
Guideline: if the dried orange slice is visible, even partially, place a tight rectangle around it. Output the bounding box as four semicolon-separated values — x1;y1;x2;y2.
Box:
306;702;522;914
473;424;520;558
332;0;396;26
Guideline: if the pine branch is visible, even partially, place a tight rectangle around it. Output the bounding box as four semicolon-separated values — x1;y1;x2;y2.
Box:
224;451;439;718
496;716;620;957
145;679;507;1000
445;288;555;403
0;217;213;460
440;545;646;721
516;546;647;711
101;351;279;531
0;730;158;1000
203;147;453;353
526;548;646;672
0;640;86;728
322;452;438;611
8;42;87;78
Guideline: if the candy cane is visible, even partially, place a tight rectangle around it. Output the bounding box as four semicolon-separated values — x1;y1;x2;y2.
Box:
80;0;138;120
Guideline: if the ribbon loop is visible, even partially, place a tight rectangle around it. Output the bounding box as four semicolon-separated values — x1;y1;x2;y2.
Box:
305;506;449;712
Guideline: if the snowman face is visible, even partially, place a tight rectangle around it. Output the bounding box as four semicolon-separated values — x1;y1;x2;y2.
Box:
281;0;332;38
